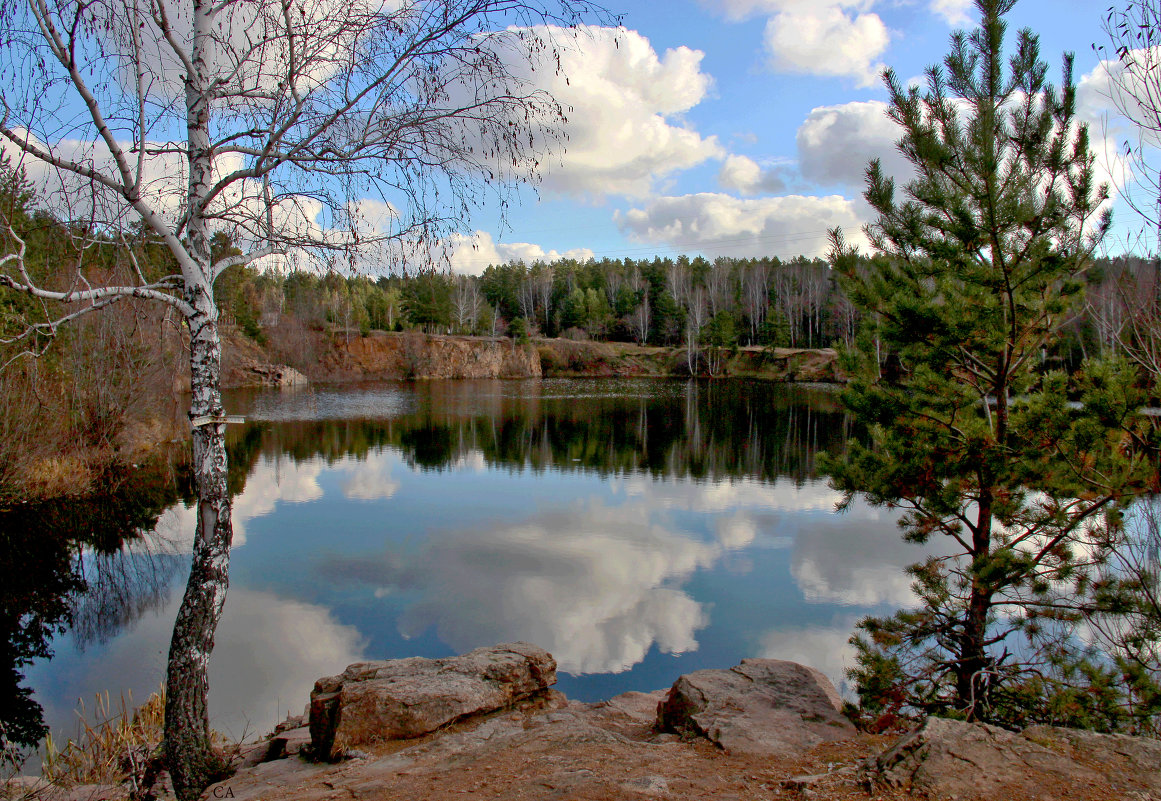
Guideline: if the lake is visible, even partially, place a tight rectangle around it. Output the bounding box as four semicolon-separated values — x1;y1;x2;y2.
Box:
22;378;919;743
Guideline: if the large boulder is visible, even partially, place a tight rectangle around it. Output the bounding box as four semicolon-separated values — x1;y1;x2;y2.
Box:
865;716;1161;799
655;658;855;756
309;643;556;758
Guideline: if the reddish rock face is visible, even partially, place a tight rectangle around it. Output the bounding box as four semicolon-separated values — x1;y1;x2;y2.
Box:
656;658;856;756
337;333;542;380
309;643;556;759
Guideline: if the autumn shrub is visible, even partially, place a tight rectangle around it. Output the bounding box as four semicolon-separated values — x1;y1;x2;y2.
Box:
537;345;565;374
0;360;76;503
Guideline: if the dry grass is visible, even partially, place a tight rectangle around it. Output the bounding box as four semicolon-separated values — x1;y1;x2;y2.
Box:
42;690;164;791
24;455;97;498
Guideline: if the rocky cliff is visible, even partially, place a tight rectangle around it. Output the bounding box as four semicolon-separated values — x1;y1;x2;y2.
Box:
219;324;842;387
333;332;542;380
219;329;542;387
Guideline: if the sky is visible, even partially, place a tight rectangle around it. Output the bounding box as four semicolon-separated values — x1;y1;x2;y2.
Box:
442;0;1143;275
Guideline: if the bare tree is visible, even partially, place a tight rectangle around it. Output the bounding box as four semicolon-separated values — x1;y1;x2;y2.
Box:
666;257;690;308
1086;265;1129;356
531;262;554;330
451;274;482;334
627;289;651;344
603;260;624;308
827;281;858;348
1087;257;1161;372
626;263;645;295
1100;1;1161;251
517;264;538;321
684;286;707;373
801;262;829;348
741;261;769;344
0;0;605;795
706;257;733;318
1085;495;1161;735
772;262;801;347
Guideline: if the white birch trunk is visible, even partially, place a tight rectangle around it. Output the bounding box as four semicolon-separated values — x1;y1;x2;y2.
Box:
163;4;236;796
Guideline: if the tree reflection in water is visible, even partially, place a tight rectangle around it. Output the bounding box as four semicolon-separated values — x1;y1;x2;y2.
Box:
11;379;859;747
0;460;184;749
226;379;852;484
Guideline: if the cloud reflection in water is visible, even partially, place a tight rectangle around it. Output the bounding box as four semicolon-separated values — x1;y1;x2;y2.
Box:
31;588;364;741
759;618;862;693
312;451;919;678
324;498;731;674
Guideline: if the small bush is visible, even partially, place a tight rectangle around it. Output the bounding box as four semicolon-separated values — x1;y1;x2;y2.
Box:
537;346;565;374
509;317;530;344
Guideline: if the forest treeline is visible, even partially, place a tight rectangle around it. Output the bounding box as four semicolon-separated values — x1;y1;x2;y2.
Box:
4;155;1161;501
215;244;1161;368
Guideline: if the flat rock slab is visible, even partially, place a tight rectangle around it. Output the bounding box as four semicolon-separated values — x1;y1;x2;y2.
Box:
583;690;669;738
656;658;855;756
866;716;1161;800
309;642;556;757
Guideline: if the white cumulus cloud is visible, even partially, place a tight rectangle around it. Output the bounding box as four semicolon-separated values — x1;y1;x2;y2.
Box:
789;498;929;607
717;154;791;195
616;192;869;259
393;500;716;674
338;451;401;501
796;100;911;189
696;1;889;87
930;0;974;27
1075;57;1141;201
501;26;722;198
617;475;842;515
444;231;596;275
145;455;326;551
763;5;889;88
31;588;365;742
759;620;860;692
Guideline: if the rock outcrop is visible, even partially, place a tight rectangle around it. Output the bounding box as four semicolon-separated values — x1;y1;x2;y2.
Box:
219;322;846;384
209;652;875;801
218;323;311;388
42;646;1157;801
233;361;309;388
729;346;843;382
335;333;542;380
656;658;856;756
308;642;556;758
864;715;1161;800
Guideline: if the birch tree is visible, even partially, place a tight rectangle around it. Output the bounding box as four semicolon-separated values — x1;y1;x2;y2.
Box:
684;285;707;373
627;289;650;344
0;0;605;795
1100;0;1161;251
741;260;769;345
451;274;482;334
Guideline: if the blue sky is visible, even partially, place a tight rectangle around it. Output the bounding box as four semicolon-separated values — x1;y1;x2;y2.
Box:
446;0;1140;273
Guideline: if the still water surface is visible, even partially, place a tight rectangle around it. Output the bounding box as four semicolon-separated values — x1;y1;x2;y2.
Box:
27;378;919;741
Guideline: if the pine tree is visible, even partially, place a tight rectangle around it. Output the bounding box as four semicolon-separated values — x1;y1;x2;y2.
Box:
826;0;1155;726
